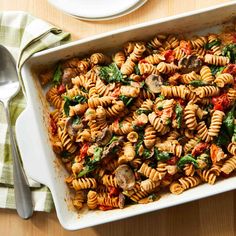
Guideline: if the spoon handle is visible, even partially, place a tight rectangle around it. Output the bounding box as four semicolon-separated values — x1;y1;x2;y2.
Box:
4;103;33;219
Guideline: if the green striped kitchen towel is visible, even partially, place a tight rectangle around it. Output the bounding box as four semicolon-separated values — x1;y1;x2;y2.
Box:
0;11;70;212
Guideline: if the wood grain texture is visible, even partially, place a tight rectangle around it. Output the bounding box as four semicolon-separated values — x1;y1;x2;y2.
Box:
0;0;235;235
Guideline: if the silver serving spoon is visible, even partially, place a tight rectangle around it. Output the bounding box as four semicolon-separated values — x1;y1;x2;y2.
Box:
0;45;33;219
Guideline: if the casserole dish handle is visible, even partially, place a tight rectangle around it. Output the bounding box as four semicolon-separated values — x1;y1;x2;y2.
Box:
15;105;47;185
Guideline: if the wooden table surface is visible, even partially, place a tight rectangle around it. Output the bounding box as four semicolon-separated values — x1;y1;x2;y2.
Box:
0;0;235;235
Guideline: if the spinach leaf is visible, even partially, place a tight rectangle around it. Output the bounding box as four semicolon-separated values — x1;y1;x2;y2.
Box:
223;106;235;136
135;131;144;156
158;95;165;100
210;65;225;76
80;87;88;93
177;154;198;170
222;44;236;63
72;115;81;125
142;149;152;159
215;128;230;146
93;147;103;162
175;103;183;129
154;148;171;162
157;104;163;111
166;118;171;125
52;64;62;85
204;39;221;50
73;95;87;104
196;153;212;170
63;95;87;116
134;64;141;75
232;125;236;142
135;140;143;156
107;136;119;145
136;108;152;115
119;95;134;106
78;147;103;177
63;96;71;116
77;164;96;177
100;63;132;84
190;80;207;87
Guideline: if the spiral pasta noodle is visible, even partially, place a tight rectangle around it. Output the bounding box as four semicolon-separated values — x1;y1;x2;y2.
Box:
144;125;157;149
120;58;135;75
72;191;87;210
214;73;234;88
138;163;162;181
181;71;200;84
169;176;201;194
90;53;110;65
227;142;236;155
129;43;146;62
184;103;198;130
227;88;236;102
204;54;230;66
207;34;221;55
138;63;159;75
58;127;77;153
183;164;195;176
140;179;160;192
148;112;166;133
157;62;178;74
200;65;214;84
190;36;207;48
156;140;182;157
88;96;113;108
72;178;97;190
87;190;98;210
46;86;64;109
102;175;118;188
161;85;188;99
194;86;220;98
197;165;221;185
97;193;123;208
208;110;225;137
196;121;212;143
113;51;126;68
221;156;236;174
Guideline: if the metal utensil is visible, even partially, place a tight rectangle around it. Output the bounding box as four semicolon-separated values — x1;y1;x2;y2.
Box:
0;45;33;219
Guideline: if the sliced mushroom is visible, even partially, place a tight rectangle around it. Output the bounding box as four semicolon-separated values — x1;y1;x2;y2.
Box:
115;164;135;190
96;127;112;146
101;136;124;159
62;68;78;88
178;55;202;73
145;74;163;93
65;117;82;136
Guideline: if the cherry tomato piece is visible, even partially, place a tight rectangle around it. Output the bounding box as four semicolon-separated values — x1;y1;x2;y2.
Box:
57;84;66;94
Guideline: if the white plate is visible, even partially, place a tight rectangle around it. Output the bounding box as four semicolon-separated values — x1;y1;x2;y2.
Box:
48;0;147;21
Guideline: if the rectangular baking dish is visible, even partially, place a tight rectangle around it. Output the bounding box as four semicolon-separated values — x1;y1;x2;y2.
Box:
16;2;236;230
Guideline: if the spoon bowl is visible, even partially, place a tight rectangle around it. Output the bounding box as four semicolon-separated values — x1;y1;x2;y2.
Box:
0;45;33;219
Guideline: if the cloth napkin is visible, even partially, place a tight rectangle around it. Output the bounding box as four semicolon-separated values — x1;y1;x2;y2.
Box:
0;11;70;212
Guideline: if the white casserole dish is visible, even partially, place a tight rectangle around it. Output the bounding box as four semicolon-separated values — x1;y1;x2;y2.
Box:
16;2;236;230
